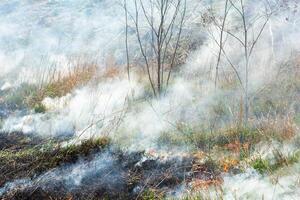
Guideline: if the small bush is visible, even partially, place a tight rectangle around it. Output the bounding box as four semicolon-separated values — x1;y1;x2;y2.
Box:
286;151;300;164
141;189;163;200
4;83;38;109
250;157;270;174
34;103;46;113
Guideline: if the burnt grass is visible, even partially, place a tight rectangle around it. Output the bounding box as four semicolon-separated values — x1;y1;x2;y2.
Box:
0;132;221;200
0;132;43;151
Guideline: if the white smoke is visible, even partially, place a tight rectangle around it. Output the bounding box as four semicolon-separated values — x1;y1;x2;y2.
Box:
223;166;300;200
0;0;126;82
1;0;299;146
0;0;299;197
0;151;123;196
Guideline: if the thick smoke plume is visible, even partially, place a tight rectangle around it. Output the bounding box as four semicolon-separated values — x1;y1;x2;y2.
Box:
0;0;299;199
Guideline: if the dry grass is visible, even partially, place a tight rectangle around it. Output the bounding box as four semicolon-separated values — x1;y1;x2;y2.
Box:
28;63;97;107
255;115;296;141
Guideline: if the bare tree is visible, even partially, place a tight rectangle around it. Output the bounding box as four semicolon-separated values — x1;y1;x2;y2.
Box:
124;0;131;81
230;0;275;124
214;0;230;88
208;0;277;125
124;0;187;97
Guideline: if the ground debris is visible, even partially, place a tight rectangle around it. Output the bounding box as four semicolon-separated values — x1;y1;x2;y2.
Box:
0;135;223;200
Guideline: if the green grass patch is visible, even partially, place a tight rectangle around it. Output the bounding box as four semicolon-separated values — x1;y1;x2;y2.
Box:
250;157;270;174
158;124;259;151
140;189;164;200
34;103;47;113
249;150;300;174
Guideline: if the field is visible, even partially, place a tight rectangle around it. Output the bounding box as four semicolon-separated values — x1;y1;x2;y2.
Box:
0;0;299;199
